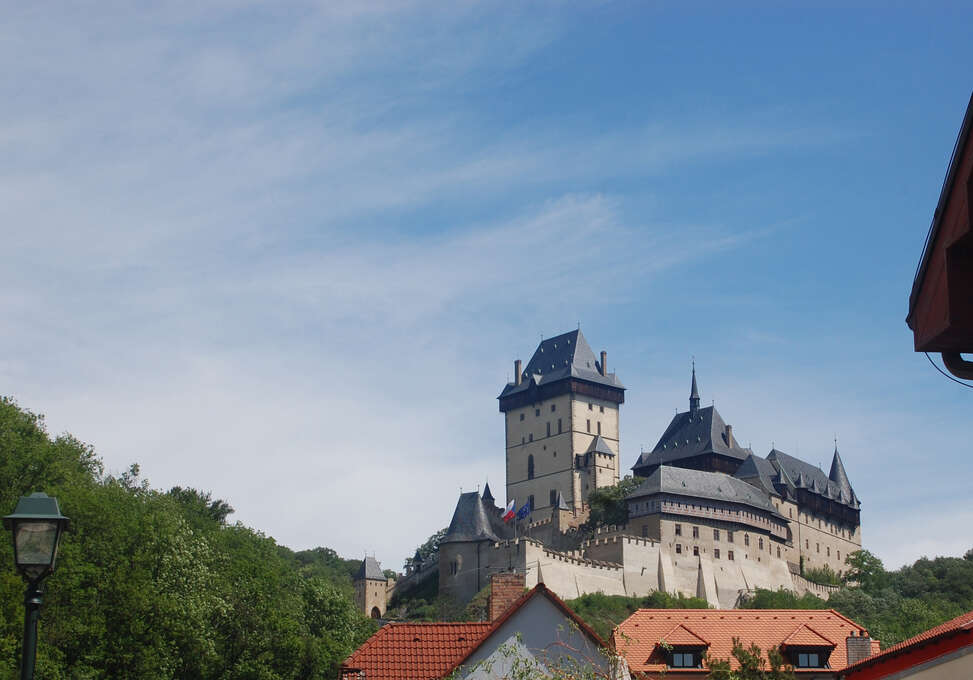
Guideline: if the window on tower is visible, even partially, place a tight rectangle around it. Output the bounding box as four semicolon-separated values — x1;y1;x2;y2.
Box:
520;413;525;421
551;404;556;412
558;418;562;433
527;455;534;479
586;419;591;433
597;422;601;435
535;408;540;417
549;489;556;506
546;422;551;437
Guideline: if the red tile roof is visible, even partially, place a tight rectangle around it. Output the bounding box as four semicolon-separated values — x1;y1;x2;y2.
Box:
339;622;491;680
839;609;973;676
614;609;869;676
340;583;610;680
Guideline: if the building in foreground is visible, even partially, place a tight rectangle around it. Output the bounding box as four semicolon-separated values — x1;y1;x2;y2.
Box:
614;608;878;679
340;574;625;679
435;329;861;608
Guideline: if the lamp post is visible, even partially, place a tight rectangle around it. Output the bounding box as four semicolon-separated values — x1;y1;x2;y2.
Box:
3;493;70;680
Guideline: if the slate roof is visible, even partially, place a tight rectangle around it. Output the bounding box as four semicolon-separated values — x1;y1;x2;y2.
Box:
767;448;859;509
498;329;623;399
340;584;609;680
734;453;782;498
631;405;753;474
627;465;781;516
481;482;494;505
839;609;973;676
614;609;870;676
586;435;616;456
356;556;386;582
441;491;510;544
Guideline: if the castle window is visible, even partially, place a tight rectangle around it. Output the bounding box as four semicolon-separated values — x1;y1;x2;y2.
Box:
535;408;540;417
714;548;720;559
450;561;458;575
520;413;525;421
692;526;699;538
806;539;810;549
693;546;699;556
558;418;562;433
827;547;831;557
529;433;533;442
817;543;820;553
759;537;764;550
838;550;841;561
600;405;604;413
527;455;535;479
551;404;556;412
521;436;525;445
744;534;750;547
642;525;649;537
588;402;593;410
597;422;602;435
547;422;551;437
789;508;793;518
676;544;682;554
528;495;534;511
777;546;782;558
586;419;591;433
727;531;734;543
713;529;720;541
675;524;682;536
550;489;557;506
728;550;735;561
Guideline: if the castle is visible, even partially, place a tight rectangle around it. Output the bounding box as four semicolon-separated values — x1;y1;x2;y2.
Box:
358;329;862;615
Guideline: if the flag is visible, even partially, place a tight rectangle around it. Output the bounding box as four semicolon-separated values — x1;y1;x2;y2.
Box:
516;501;531;520
502;499;516;522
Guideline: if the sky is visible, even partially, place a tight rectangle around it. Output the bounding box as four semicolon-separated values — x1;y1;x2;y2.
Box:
1;2;971;572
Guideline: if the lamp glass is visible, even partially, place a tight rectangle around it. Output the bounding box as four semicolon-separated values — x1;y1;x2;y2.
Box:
14;520;60;580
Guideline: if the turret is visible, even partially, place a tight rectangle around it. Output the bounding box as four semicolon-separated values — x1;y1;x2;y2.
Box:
689;362;700;416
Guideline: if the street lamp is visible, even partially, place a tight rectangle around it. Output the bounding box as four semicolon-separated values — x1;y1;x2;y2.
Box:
3;492;70;680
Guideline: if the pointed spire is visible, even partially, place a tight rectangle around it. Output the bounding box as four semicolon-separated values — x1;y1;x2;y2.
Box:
556;491;569;511
481;482;495;505
828;444;853;498
689;360;700;415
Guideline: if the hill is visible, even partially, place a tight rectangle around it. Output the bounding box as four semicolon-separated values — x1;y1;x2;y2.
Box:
0;397;376;679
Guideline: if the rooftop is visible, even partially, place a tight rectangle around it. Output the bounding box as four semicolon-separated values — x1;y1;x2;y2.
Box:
628;465;781;516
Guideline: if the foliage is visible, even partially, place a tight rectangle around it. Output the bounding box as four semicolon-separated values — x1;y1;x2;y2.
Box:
843;549;889;590
582;476;642;530
0;396;377;679
802;564;840;586
566;591;710;641
403;527;447;571
738;588;826;610
449;632;625;680
706;637;796;680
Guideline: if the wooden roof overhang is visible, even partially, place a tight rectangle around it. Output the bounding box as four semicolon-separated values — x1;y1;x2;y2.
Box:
907;92;973;378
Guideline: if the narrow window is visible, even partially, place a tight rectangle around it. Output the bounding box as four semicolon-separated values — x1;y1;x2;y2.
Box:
817;543;820;553
692;526;699;538
588;402;593;410
641;525;648;538
693;546;699;556
521;436;525;445
551;403;556;412
675;544;682;554
527;455;534;480
827;546;831;557
727;531;734;543
728;550;735;561
558;418;562;433
520;413;525;421
714;548;720;559
600;405;604;413
528;495;534;511
586;419;591;433
597;421;602;435
535;408;540;417
777;546;781;558
838;550;841;561
675;524;682;536
744;534;750;547
546;422;551;437
759;537;764;550
529;433;533;442
714;529;720;541
550;489;556;506
806;539;810;549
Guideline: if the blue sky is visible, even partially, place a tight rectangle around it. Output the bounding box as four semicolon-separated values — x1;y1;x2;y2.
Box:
1;3;971;571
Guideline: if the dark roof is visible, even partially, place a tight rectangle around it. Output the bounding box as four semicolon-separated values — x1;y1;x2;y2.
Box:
498;329;623;399
586;435;616;456
734;453;781;498
767;449;859;509
441;492;510;544
828;447;853;499
356;556;386;581
481;482;494;504
627;465;781;516
908;91;973;323
631;405;752;473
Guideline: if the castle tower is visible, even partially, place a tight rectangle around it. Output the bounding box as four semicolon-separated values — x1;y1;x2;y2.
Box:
498;330;625;515
353;556;388;619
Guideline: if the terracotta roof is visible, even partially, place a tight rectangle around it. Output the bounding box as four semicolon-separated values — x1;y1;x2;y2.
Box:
839;609;973;675
661;623;710;647
614;609;868;675
340;584;610;680
339;622;491;680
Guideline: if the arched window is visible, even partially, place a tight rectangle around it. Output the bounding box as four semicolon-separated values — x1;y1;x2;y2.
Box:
528;455;535;480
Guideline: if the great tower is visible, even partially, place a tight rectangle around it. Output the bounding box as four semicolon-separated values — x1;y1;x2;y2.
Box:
498;330;625;515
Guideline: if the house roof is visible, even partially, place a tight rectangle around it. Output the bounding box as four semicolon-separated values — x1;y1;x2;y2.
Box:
631;405;753;473
781;624;837;648
627;465;781;516
614;609;869;675
498;329;624;399
339;622;492;680
735;453;782;498
355;556;386;581
340;584;609;680
839;609;973;676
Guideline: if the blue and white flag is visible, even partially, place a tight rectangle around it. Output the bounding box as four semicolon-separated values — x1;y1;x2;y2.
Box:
516;501;531;520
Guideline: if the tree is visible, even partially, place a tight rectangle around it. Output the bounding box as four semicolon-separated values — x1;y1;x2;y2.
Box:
583;477;642;530
706;637;796;680
843;550;888;592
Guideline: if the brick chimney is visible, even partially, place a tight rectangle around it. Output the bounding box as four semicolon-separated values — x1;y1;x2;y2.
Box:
846;630;873;665
600;350;607;376
489;572;526;621
514;359;522;385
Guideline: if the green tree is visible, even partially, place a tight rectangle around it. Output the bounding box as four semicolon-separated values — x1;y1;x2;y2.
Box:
582;477;641;530
843;550;888;591
706;637;796;680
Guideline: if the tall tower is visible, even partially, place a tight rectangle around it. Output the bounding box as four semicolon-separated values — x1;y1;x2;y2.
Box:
353;556;388;619
498;330;625;515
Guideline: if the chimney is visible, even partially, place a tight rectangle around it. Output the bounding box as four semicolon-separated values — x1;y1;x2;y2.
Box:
846;630;873;665
600;350;607;376
725;425;733;447
514;359;522;385
488;572;526;621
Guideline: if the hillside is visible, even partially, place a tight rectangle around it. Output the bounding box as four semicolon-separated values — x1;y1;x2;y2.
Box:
0;397;376;679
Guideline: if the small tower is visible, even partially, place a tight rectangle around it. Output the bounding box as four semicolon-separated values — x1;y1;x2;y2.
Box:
689;362;700;416
354;555;388;619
